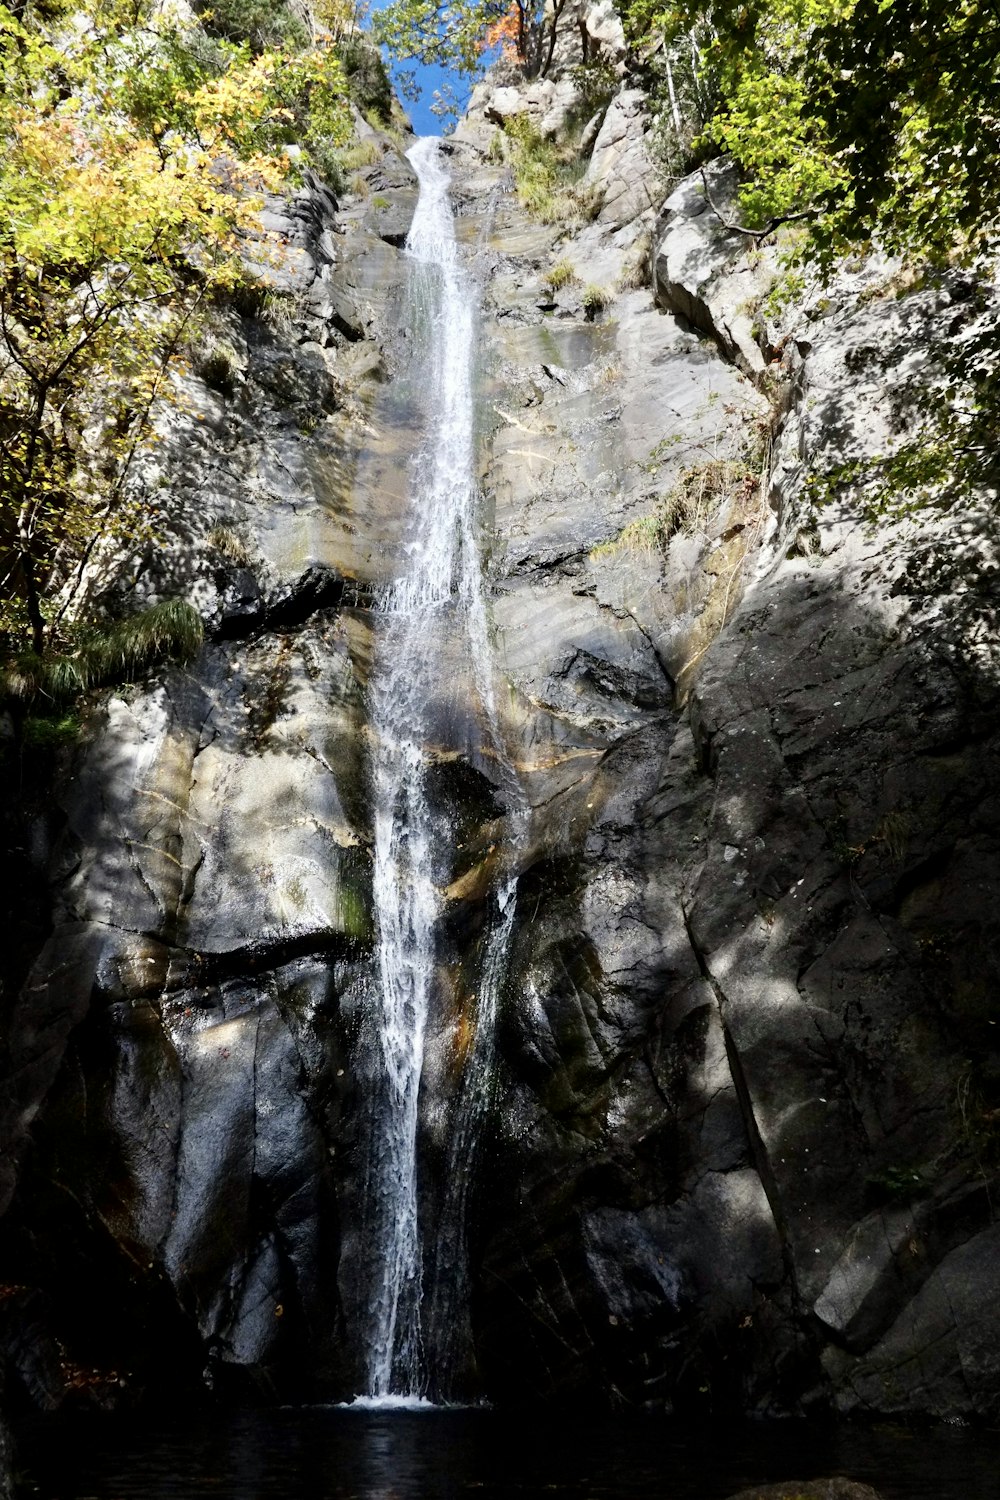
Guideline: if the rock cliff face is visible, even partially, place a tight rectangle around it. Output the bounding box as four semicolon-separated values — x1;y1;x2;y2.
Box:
0;128;421;1406
2;66;999;1427
459;130;1000;1419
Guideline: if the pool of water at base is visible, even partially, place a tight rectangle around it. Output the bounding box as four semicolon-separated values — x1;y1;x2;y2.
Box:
16;1407;1000;1500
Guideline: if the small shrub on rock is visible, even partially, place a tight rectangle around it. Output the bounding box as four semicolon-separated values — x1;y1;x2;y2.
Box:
502;116;596;226
617;231;653;290
208;526;255;567
582;283;612;320
544;260;578;292
196;342;243;396
0;600;204;709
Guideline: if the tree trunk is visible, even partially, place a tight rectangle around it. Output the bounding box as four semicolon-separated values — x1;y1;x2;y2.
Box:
16;391;49;656
540;0;565;76
18;546;45;657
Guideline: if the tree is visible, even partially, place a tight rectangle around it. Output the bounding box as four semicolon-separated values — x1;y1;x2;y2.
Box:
370;0;584;101
371;0;522;89
0;0;349;657
624;0;1000;263
815;0;1000;261
484;0;533;62
370;0;494;84
624;0;1000;663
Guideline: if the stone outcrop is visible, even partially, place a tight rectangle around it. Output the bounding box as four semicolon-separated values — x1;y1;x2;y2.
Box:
442;97;1000;1422
584;88;661;228
475;77;583;140
1;48;999;1436
458;0;626;147
653;160;773;375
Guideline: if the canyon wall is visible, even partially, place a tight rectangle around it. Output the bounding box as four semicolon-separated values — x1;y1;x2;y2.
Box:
1;67;998;1424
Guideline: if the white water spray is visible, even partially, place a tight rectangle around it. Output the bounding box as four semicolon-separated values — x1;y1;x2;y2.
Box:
363;139;520;1401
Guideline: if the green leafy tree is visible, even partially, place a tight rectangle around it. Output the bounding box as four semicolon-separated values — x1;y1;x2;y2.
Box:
624;0;1000;262
195;0;310;53
371;0;522;97
623;0;1000;659
370;0;585;107
816;0;1000;260
0;0;349;657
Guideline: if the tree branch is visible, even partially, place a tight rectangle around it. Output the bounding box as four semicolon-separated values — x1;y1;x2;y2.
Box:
699;167;817;239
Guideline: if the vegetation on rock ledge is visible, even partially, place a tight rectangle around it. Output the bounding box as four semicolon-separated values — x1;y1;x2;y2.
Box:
0;0;351;667
0;599;204;710
624;0;1000;264
618;0;1000;640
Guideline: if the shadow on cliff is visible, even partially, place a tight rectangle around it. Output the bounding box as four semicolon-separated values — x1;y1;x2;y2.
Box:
468;554;1000;1421
0;598;536;1413
0;637;373;1411
2;543;999;1420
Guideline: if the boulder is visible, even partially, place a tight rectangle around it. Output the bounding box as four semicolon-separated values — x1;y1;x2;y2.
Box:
825;1223;1000;1422
364;187;418;246
584;89;661;228
653;160;773;374
483;85;529;124
481;78;583;139
583;0;627;62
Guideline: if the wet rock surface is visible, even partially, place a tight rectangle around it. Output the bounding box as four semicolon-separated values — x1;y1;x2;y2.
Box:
0;130;415;1405
1;75;999;1431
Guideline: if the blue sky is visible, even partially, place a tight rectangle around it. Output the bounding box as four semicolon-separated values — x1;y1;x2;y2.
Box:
391;58;471;136
366;0;475;136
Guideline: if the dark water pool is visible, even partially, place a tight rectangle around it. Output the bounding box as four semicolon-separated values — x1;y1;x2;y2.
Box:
16;1407;1000;1500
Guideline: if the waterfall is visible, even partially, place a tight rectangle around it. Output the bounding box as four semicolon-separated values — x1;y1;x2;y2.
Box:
362;138;520;1403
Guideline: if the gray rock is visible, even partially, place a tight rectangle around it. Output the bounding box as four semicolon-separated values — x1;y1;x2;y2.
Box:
0;159;411;1406
474;77;584;140
0;1410;12;1500
584;89;662;229
465;146;1000;1421
583;0;627;63
653;160;774;374
2;98;999;1431
364;187;418;246
826;1223;1000;1421
0;924;107;1216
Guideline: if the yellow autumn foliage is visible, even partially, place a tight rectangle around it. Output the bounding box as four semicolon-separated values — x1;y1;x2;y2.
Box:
0;0;349;654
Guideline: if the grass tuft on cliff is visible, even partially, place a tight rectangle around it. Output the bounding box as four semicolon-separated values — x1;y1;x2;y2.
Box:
1;600;204;709
500;117;601;226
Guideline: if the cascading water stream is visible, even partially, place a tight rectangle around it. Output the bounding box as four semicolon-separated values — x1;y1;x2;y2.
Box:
362;138;521;1403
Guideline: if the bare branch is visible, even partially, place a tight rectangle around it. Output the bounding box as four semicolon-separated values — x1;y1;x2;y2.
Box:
699;166;817;240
